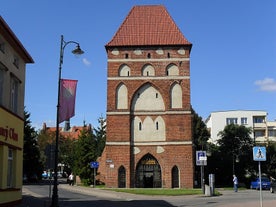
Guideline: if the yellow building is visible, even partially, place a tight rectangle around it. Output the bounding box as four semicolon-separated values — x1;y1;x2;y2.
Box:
0;16;33;206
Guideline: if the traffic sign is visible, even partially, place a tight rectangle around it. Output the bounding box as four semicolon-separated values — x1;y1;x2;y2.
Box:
253;146;266;161
90;161;99;168
196;151;207;166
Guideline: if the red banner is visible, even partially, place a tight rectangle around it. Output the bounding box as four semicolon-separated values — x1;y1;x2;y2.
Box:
59;79;78;123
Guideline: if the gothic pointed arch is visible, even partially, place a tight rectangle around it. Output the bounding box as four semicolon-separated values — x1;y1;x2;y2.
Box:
118;165;126;188
119;64;131;76
170;82;182;108
166;63;179;76
142;64;155;76
131;83;165;111
172;165;180;188
116;83;128;109
135;153;162;188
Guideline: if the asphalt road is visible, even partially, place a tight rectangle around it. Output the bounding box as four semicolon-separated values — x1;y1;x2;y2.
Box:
17;183;276;207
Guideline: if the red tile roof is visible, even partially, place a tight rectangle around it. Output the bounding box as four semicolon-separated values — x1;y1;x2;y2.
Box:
106;5;191;47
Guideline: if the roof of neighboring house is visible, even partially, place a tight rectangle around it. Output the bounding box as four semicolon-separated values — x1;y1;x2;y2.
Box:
0;16;34;63
105;5;192;48
42;122;92;140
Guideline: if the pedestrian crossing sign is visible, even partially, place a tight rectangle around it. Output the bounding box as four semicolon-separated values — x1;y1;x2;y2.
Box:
253;146;266;161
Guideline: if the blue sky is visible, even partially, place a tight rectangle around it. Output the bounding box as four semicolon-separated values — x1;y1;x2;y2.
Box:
1;0;276;129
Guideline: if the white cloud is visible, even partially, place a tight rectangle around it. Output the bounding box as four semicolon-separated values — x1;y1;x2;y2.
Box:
255;78;276;92
82;58;91;66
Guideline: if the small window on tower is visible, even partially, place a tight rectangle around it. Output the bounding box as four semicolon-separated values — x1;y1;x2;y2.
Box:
156;122;159;130
156;93;158;98
125;54;129;59
147;53;151;58
167;53;170;58
139;122;142;130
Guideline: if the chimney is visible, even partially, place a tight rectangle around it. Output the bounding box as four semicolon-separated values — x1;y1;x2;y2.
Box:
64;120;71;131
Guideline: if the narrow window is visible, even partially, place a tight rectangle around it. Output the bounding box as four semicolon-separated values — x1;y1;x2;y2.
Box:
13;55;19;68
156;122;159;130
137;93;140;98
167;53;170;58
241;117;247;125
0;69;4;105
156;93;158;98
127;71;130;76
7;149;13;187
0;41;5;53
125;54;129;59
147;71;149;76
10;77;19;113
139;122;142;130
147;53;151;58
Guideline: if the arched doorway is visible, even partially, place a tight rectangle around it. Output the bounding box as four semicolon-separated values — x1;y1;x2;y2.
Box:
118;166;126;188
135;154;161;188
172;165;179;188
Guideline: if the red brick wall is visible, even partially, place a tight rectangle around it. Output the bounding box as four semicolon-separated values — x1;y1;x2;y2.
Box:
98;45;194;188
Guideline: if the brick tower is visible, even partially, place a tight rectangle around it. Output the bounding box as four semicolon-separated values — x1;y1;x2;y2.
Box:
98;5;194;188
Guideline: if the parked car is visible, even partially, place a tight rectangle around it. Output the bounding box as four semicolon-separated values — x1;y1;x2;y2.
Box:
250;177;271;190
270;177;276;193
42;171;48;179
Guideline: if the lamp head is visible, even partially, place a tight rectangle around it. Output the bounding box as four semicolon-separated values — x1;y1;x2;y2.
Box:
72;44;84;55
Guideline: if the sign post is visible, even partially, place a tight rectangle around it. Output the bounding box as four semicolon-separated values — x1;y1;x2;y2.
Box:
253;146;266;207
196;151;207;194
90;161;99;188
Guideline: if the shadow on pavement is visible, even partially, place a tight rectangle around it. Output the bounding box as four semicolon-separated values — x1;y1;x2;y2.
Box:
16;195;176;207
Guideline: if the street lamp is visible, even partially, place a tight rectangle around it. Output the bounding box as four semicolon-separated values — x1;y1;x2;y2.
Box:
51;35;84;207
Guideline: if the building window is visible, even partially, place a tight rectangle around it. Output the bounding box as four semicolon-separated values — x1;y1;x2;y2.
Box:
226;118;238;125
13;55;19;68
0;41;5;53
0;69;4;105
10;76;19;113
147;53;151;58
268;130;276;137
125;54;129;59
139;122;142;131
167;53;170;58
253;116;265;123
7;149;13;187
156;122;159;130
254;130;265;138
241;117;247;125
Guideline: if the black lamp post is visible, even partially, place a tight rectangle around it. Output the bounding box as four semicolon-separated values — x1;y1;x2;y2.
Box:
51;35;84;207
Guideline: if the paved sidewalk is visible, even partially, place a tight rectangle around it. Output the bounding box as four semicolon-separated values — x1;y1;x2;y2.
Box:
18;184;276;207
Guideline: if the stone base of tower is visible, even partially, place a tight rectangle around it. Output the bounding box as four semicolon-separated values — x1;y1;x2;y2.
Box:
97;144;194;188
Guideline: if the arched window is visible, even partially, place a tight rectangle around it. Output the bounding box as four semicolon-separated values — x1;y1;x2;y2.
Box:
166;64;179;76
142;64;155;76
171;83;182;108
172;165;179;188
119;64;130;76
116;83;128;109
118;166;126;188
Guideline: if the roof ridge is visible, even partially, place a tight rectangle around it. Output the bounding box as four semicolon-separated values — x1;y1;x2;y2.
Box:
106;5;191;47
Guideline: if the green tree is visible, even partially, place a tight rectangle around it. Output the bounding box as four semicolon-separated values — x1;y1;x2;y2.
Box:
73;127;96;185
216;123;254;186
191;108;210;188
93;116;106;157
261;142;276;178
23;110;43;181
192;108;210;150
37;128;55;171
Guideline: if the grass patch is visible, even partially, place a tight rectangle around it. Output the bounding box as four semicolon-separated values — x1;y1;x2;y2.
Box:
105;188;204;196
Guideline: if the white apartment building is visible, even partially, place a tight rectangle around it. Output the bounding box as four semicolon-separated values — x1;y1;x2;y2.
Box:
205;110;276;144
